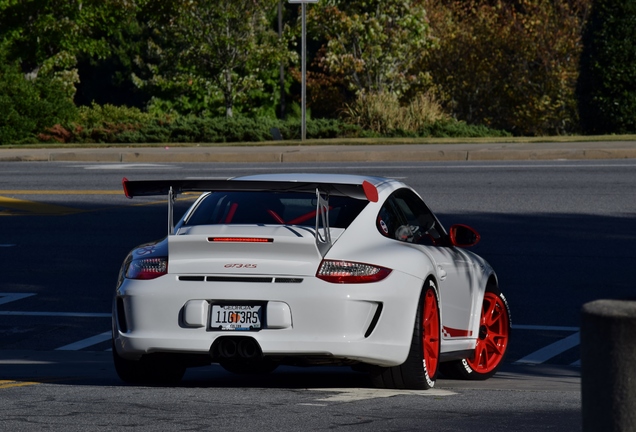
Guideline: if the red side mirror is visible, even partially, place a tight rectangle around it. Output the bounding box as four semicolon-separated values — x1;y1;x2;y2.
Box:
449;224;480;247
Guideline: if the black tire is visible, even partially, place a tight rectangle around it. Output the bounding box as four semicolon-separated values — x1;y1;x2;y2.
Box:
372;279;441;390
439;287;511;381
112;342;186;385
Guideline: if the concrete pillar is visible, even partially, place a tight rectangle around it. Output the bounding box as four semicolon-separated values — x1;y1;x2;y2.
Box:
581;300;636;432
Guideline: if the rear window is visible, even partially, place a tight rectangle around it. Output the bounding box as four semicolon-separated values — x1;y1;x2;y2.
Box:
184;191;368;228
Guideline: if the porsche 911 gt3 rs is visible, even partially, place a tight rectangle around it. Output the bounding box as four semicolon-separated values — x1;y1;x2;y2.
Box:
112;173;510;389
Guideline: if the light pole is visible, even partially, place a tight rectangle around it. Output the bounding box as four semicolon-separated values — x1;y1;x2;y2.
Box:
289;0;318;141
278;1;285;120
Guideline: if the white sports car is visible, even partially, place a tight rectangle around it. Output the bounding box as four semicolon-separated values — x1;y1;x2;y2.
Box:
113;173;510;389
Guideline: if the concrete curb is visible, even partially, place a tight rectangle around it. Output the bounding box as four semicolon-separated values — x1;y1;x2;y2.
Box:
2;141;636;163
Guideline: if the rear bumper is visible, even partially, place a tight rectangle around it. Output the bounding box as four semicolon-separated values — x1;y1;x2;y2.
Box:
113;270;423;367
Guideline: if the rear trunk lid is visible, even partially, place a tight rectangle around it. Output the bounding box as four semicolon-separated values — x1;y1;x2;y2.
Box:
169;225;342;276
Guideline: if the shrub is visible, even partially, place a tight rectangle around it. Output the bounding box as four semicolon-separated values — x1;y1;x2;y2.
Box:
34;103;506;144
41;113;364;143
343;91;449;135
0;59;77;144
420;121;511;138
302;119;363;139
340;90;508;137
77;104;158;129
37;104;164;143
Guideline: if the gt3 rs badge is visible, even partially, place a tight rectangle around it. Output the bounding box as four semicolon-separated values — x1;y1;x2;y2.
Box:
224;263;257;268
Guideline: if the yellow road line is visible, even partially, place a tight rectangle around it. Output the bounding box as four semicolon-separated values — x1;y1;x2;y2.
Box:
0;196;83;215
0;379;40;389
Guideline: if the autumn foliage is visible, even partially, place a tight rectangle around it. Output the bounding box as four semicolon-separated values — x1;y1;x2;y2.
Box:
305;0;594;136
422;0;591;136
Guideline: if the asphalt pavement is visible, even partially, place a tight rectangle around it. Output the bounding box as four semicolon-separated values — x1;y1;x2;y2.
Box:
0;349;580;392
2;139;636;163
1;140;625;430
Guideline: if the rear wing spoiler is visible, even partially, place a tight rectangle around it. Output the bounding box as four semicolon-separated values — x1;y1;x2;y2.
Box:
122;177;379;255
122;178;379;201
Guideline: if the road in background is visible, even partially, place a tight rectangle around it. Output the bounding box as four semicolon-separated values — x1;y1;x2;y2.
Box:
2;159;635;430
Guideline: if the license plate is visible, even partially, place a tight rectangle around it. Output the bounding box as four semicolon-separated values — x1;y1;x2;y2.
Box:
211;305;262;331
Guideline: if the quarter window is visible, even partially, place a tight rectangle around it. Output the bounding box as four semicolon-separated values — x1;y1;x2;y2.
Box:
376;189;445;246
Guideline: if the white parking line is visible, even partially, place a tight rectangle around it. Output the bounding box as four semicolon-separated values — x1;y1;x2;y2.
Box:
311;388;456;402
514;332;580;365
0;293;36;306
56;332;111;351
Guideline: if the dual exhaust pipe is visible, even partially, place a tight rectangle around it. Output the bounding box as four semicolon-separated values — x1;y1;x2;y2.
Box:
212;337;262;360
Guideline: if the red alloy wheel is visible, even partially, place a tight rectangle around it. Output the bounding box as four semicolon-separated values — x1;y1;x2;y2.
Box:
467;292;510;373
422;289;440;377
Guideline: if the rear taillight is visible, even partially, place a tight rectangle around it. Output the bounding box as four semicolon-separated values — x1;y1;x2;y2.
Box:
126;257;168;280
316;260;392;284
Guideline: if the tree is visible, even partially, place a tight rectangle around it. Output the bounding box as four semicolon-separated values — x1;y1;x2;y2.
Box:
0;0;141;100
422;0;591;136
578;0;636;134
0;48;77;144
136;0;293;118
308;0;434;97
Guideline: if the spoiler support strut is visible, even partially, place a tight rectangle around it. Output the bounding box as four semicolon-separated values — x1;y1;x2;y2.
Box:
168;187;175;235
315;188;332;255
